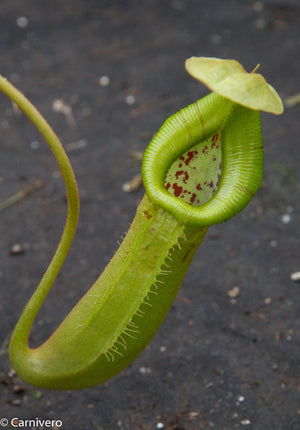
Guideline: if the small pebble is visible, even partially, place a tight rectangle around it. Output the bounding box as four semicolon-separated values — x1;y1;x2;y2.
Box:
156;423;164;429
99;75;110;87
270;240;277;247
205;381;214;388
125;94;136;105
30;140;40;150
10;244;25;256
290;272;300;282
241;419;251;425
138;366;151;375
280;213;291;224
227;286;240;298
13;384;26;394
16;16;29;28
187;411;201;419
122;173;142;192
52;99;76;127
160;345;166;352
285;94;300;108
8;368;16;378
65;138;87;152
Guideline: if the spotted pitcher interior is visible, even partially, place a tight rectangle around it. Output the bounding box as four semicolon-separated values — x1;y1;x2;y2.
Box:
165;133;222;207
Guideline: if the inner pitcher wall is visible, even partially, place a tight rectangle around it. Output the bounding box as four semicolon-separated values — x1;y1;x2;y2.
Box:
164;132;222;207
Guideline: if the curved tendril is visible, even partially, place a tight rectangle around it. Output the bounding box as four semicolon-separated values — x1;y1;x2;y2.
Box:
0;76;79;353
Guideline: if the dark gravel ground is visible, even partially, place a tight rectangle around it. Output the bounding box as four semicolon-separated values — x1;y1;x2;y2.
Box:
0;1;299;429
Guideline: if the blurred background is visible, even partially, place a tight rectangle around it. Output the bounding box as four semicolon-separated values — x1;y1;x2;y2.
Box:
0;1;299;429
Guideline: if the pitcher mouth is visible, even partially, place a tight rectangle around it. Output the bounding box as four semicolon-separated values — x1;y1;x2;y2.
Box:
164;130;223;208
142;93;263;227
